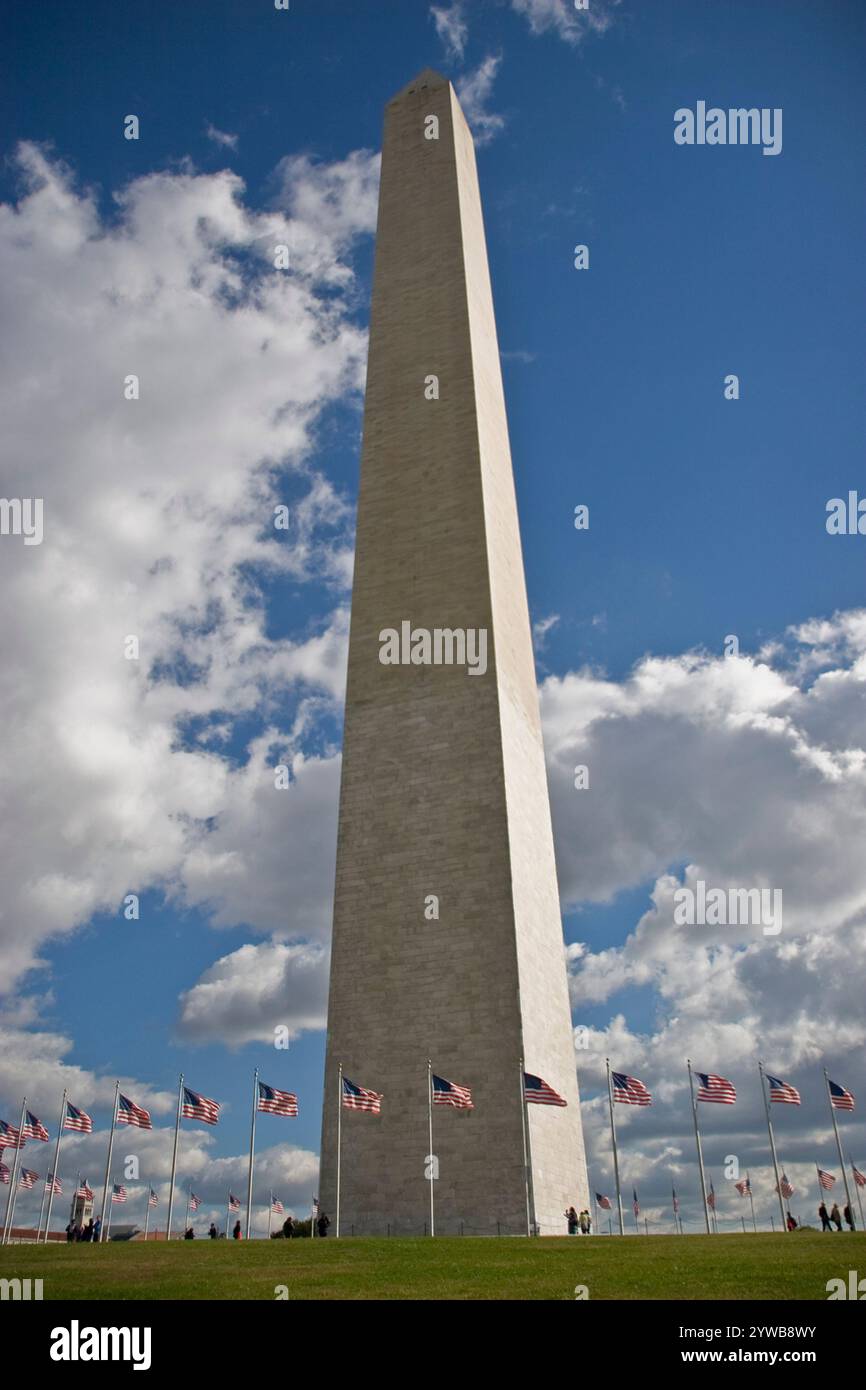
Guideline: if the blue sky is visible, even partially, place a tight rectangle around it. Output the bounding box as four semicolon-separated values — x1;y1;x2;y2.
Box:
1;0;865;1233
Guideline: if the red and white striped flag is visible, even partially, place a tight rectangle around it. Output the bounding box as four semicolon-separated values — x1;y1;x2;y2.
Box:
776;1173;795;1198
818;1168;836;1191
23;1111;50;1141
17;1168;39;1189
0;1120;25;1149
612;1072;652;1106
45;1173;62;1195
767;1075;800;1105
432;1074;473;1108
0;1162;10;1184
697;1073;736;1104
76;1179;94;1199
523;1073;567;1106
341;1077;383;1113
852;1165;866;1189
111;1184;127;1204
828;1080;855;1112
117;1094;153;1130
596;1192;612;1210
257;1082;298;1117
271;1195;284;1215
189;1193;201;1211
64;1102;93;1134
735;1177;751;1196
228;1193;241;1211
148;1188;159;1207
182;1088;220;1125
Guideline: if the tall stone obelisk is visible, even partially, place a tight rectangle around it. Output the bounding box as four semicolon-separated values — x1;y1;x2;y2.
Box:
319;69;587;1235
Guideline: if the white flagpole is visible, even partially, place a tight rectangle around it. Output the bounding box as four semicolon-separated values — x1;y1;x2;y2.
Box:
2;1096;27;1244
687;1060;711;1234
427;1059;435;1237
758;1061;787;1232
144;1194;151;1242
184;1187;191;1236
226;1192;231;1238
99;1080;120;1242
824;1068;855;1228
850;1159;865;1231
336;1061;343;1239
106;1195;114;1240
43;1089;67;1243
245;1067;258;1240
165;1073;184;1241
605;1059;624;1235
267;1193;273;1240
747;1171;757;1232
518;1058;536;1236
36;1174;48;1242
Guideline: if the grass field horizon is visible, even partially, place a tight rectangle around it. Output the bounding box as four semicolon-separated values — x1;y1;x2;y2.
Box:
2;1231;861;1300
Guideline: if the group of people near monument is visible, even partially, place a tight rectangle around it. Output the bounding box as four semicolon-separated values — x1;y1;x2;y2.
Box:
565;1206;592;1235
181;1212;332;1239
818;1201;855;1231
65;1216;101;1242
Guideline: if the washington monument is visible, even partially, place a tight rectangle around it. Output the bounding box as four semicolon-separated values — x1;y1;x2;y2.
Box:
319;70;587;1235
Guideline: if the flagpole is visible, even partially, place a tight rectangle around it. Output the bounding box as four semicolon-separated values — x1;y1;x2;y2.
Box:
758;1061;787;1233
336;1061;343;1239
267;1192;272;1240
824;1068;855;1229
99;1080;120;1242
427;1059;435;1237
144;1193;150;1242
815;1162;823;1208
43;1089;67;1244
850;1159;865;1231
36;1173;48;1242
184;1186;191;1236
747;1171;757;1232
246;1061;258;1239
106;1196;114;1240
605;1059;624;1236
519;1058;536;1236
687;1061;710;1235
2;1095;27;1244
165;1072;183;1241
226;1191;231;1238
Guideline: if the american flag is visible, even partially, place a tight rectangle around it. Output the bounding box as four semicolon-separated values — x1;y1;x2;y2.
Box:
817;1167;836;1191
148;1188;159;1207
852;1165;866;1190
432;1074;473;1108
767;1075;800;1105
22;1110;50;1141
828;1079;855;1112
257;1081;298;1117
523;1072;567;1106
64;1102;93;1134
228;1193;241;1211
111;1184;127;1203
117;1094;153;1130
612;1072;652;1106
342;1077;383;1113
672;1187;680;1214
189;1192;201;1211
776;1173;795;1198
0;1120;25;1149
707;1183;716;1210
596;1192;612;1210
76;1179;94;1199
18;1168;39;1189
697;1072;736;1104
45;1173;62;1195
0;1163;9;1184
271;1195;284;1215
735;1177;751;1196
182;1088;220;1125
632;1188;640;1217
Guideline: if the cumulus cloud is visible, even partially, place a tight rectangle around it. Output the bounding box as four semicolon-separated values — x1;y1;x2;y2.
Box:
431;2;468;61
0;142;379;1002
178;940;329;1045
545;615;866;1223
510;0;621;45
455;56;506;146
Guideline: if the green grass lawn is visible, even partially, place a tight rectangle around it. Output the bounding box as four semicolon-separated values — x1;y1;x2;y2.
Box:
1;1230;860;1300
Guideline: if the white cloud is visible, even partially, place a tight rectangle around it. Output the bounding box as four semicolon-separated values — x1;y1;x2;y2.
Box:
455;56;506;146
510;0;621;45
0;142;378;1000
205;122;239;150
178;939;329;1046
431;2;468;61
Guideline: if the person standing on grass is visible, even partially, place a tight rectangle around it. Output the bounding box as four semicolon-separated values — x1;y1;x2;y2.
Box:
844;1204;855;1231
818;1202;832;1231
209;1222;217;1239
282;1215;294;1239
579;1210;590;1236
830;1202;843;1231
566;1206;578;1235
92;1217;101;1243
786;1212;797;1231
317;1211;330;1237
232;1220;242;1240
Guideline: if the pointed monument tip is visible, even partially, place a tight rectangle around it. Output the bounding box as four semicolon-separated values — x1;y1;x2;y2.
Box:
391;68;451;101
